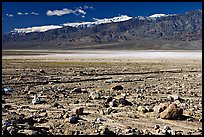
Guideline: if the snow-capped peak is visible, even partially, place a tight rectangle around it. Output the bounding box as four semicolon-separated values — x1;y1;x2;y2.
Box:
136;13;177;21
149;13;176;19
93;15;132;23
12;25;63;33
11;15;132;34
10;13;179;34
149;14;168;18
63;15;132;28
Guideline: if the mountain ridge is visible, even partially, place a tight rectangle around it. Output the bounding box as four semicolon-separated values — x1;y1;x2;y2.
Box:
2;10;202;50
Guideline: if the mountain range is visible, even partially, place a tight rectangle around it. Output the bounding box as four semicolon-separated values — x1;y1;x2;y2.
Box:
2;10;202;50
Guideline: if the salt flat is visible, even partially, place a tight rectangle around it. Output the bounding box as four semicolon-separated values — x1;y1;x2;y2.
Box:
2;50;202;60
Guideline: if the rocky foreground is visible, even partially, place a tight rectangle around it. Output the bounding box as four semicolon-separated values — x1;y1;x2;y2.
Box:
2;57;202;135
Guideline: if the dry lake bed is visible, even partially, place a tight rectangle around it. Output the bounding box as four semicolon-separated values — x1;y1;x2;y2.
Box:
2;50;202;135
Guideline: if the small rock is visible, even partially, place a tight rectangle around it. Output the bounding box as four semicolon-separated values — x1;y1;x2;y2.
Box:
160;126;172;135
70;88;82;93
2;125;8;135
154;124;160;130
63;113;69;119
122;128;141;135
3;120;11;127
32;95;41;104
143;129;152;135
90;92;101;100
118;97;132;106
26;117;36;127
187;118;194;122
159;104;183;119
3;87;14;93
7;126;19;135
73;130;80;135
109;99;118;107
173;100;181;105
106;107;117;114
175;130;183;135
73;107;84;115
2;100;6;104
67;115;79;124
39;108;46;113
145;106;154;112
112;85;123;90
37;118;47;123
74;100;79;104
24;86;30;92
53;103;59;108
138;106;147;113
167;94;180;101
9;76;14;79
105;79;114;83
39;112;48;117
197;127;202;132
20;105;30;109
39;69;45;73
3;104;12;109
161;129;171;135
99;109;105;115
121;93;127;99
97;117;106;123
98;126;110;135
105;96;113;104
28;90;35;95
19;129;37;135
163;125;171;131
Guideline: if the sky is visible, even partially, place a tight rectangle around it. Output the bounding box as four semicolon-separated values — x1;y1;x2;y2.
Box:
2;2;202;33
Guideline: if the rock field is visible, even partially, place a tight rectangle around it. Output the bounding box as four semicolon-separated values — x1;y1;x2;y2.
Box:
2;52;202;135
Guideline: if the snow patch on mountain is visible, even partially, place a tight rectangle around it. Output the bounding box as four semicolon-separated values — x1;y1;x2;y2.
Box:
11;13;178;33
63;15;132;28
12;25;63;33
147;13;177;20
149;14;168;18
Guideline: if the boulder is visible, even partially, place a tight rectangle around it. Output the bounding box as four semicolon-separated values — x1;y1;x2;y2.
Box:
153;102;169;113
159;104;183;119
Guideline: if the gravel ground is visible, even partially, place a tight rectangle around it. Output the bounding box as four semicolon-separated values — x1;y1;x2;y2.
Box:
2;50;202;135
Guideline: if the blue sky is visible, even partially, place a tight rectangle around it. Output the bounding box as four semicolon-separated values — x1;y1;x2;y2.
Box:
2;2;202;33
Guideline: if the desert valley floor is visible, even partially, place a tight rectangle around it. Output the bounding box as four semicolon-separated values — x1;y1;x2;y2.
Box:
2;50;202;135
